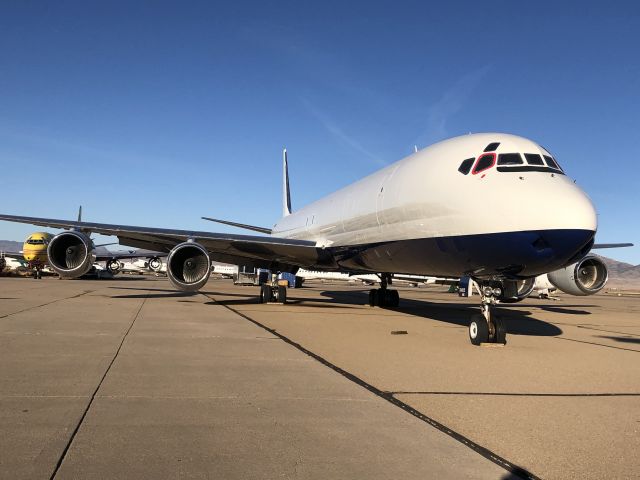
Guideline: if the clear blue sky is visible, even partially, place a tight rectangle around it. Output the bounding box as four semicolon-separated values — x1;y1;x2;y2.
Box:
1;1;639;264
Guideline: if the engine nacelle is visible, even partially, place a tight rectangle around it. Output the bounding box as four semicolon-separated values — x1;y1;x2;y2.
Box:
547;255;608;296
47;231;96;278
106;259;122;275
148;256;163;272
498;278;536;303
167;242;211;291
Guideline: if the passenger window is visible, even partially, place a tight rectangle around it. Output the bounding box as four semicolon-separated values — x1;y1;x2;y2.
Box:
484;142;500;152
525;153;544;165
543;155;562;170
472;153;496;175
497;153;523;165
458;158;474;175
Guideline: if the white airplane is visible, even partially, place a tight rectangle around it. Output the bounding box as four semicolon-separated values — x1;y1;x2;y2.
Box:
0;133;632;346
0;253;29;272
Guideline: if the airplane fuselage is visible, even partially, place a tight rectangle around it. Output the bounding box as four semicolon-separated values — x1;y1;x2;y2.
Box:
272;133;596;279
22;232;53;267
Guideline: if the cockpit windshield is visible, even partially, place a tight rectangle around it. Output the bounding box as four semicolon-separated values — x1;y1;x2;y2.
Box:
459;151;565;175
26;239;45;245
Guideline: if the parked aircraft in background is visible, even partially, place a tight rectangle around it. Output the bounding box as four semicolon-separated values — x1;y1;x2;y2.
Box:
0;253;28;272
297;269;455;287
0;134;632;345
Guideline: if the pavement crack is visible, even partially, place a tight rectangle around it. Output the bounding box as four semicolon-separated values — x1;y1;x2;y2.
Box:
0;290;96;320
48;294;148;480
555;336;640;353
202;293;539;480
388;391;640;397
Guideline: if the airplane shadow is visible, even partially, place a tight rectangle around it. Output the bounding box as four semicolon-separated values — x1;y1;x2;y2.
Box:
108;286;198;299
316;290;563;338
111;292;198;299
596;335;640;345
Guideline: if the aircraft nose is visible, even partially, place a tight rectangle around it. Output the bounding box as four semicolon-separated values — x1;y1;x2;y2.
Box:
563;183;597;233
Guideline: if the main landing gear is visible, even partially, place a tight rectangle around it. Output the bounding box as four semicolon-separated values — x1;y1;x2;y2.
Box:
259;274;287;304
368;273;400;308
468;283;506;346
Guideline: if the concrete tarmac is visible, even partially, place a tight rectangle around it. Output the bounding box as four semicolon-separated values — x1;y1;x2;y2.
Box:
1;276;638;479
1;276;509;480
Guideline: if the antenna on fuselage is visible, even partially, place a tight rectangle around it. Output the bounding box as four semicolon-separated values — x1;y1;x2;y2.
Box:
77;205;82;222
283;149;292;217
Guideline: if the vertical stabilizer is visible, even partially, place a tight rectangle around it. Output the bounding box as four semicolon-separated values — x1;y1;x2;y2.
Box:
282;149;292;217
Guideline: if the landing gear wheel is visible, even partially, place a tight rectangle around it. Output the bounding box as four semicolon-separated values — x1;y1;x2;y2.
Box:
277;285;287;304
259;284;271;303
493;316;507;344
377;288;387;307
469;314;489;345
368;289;377;306
389;290;400;307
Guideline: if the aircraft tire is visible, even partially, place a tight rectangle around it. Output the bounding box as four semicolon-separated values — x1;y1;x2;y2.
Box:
390;290;400;307
277;285;287;304
368;289;377;306
259;284;271;303
377;288;387;307
469;314;489;345
494;316;507;344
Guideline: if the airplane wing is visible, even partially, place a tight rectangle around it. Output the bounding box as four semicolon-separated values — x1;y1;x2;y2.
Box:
0;213;328;269
0;251;25;260
592;243;634;249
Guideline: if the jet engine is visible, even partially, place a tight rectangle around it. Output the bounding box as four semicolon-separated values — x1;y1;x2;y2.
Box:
547;255;608;296
167;242;211;291
47;231;96;278
106;259;122;275
498;278;536;303
148;256;163;272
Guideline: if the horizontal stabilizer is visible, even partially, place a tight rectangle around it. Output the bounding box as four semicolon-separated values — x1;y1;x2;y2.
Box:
592;243;634;249
201;216;272;235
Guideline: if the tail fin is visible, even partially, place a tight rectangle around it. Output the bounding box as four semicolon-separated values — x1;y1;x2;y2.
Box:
77;205;83;222
282;149;292;217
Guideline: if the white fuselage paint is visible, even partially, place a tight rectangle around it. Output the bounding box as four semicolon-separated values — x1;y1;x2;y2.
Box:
271;133;596;247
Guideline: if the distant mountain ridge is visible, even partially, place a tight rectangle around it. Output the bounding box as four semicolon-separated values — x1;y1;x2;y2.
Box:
596;255;640;280
0;240;22;253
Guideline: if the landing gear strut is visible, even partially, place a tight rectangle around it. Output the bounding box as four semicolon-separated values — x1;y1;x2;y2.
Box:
368;273;400;308
32;266;42;280
468;283;506;345
259;274;287;304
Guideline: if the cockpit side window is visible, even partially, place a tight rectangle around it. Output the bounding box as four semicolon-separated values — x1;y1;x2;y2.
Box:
543;155;562;171
458;158;474;175
497;153;523;165
525;153;545;165
483;142;500;152
472;153;496;175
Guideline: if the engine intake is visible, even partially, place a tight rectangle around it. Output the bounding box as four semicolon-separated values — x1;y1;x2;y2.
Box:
167;242;211;291
547;255;608;296
148;257;163;272
47;231;96;278
106;259;122;274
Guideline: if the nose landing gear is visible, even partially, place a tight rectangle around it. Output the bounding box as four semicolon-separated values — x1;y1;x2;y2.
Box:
468;283;506;345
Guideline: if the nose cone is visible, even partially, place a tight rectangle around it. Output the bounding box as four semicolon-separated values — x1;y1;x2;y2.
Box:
562;182;597;233
524;181;598;275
